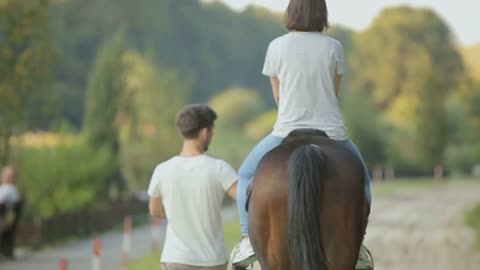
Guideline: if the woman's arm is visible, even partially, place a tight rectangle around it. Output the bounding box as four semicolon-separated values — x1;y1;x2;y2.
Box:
270;77;280;105
335;74;342;97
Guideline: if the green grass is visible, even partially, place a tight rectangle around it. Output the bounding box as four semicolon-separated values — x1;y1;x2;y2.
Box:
466;204;480;251
128;251;162;270
128;220;241;270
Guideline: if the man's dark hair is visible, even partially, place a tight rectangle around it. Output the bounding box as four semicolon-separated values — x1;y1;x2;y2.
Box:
176;104;217;139
285;0;329;32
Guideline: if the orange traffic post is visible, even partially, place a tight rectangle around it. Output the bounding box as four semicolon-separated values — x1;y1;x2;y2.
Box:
59;257;68;270
92;237;102;270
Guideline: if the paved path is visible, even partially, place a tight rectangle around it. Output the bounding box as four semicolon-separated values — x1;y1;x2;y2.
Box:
1;209;238;270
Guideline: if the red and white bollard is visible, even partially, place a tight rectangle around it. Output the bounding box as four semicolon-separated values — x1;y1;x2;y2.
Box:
151;218;161;252
59;257;68;270
92;237;102;270
123;216;133;269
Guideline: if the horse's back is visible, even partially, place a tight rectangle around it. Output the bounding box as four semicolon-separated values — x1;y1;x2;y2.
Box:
248;135;368;270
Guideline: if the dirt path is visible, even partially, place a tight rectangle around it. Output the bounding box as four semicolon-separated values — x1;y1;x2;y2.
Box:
244;180;480;270
1;222;161;270
364;180;480;270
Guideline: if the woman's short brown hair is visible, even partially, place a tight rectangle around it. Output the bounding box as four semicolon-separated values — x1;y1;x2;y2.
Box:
176;104;217;139
285;0;329;32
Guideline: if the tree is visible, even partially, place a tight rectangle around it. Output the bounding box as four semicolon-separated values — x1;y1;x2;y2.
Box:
209;88;266;129
83;32;125;152
83;32;126;192
84;32;191;192
341;93;388;168
0;0;55;165
244;110;277;140
50;0;170;126
328;26;355;94
455;78;480;141
351;6;464;170
48;0;284;125
413;74;449;168
118;50;190;191
461;44;480;80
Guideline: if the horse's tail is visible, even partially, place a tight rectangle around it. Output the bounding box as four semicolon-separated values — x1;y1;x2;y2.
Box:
288;144;329;270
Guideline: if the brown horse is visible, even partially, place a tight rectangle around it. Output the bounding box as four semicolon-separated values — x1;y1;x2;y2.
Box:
247;129;370;270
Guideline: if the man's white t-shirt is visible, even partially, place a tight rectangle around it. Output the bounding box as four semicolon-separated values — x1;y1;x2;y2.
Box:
263;31;348;140
147;155;237;266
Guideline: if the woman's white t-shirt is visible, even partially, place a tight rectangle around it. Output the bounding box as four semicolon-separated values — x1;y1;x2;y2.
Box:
263;31;348;140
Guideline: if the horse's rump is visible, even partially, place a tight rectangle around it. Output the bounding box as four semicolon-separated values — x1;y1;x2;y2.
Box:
248;130;369;270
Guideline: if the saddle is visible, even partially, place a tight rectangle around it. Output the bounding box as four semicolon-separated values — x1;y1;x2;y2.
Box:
282;128;329;143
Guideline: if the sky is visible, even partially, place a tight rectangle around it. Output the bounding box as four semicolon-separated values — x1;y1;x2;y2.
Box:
215;0;479;46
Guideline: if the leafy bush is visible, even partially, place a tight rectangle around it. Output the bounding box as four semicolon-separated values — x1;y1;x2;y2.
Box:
446;144;480;175
210;88;266;129
14;143;116;220
244;110;277;140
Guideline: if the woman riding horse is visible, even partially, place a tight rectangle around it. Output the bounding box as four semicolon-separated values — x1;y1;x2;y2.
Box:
230;0;373;268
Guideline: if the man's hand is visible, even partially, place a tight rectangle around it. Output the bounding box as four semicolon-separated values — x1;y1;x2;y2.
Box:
149;197;166;220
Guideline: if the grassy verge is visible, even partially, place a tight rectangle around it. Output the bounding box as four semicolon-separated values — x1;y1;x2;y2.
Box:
128;220;241;270
466;204;480;251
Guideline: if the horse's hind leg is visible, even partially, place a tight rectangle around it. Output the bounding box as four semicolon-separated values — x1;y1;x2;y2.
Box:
250;216;291;270
249;207;290;270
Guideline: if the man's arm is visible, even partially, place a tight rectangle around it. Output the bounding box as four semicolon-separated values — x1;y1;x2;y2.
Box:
226;182;238;200
149;196;166;220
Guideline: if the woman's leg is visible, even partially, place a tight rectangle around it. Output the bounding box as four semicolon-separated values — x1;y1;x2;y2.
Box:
337;139;372;205
237;135;284;236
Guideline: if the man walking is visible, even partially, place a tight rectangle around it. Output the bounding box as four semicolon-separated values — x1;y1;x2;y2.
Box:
148;104;238;270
